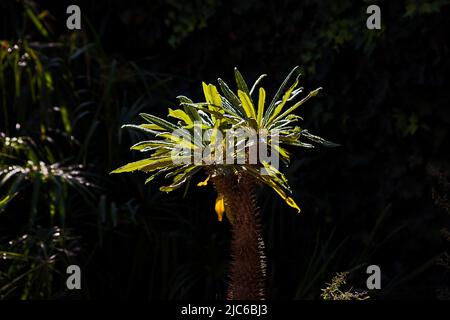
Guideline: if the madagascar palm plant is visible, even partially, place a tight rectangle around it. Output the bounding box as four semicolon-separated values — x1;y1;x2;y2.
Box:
111;66;337;299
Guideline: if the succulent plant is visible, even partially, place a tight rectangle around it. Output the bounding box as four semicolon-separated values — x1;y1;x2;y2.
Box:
111;66;337;299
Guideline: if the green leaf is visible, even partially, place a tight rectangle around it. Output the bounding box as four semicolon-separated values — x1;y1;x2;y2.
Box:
59;105;72;135
165;164;197;179
202;83;223;123
266;74;300;125
217;78;246;117
272;144;291;162
280;138;314;148
157;132;198;150
264;66;300;124
130;140;174;151
202;83;222;107
168;108;193;127
140;113;178;132
244;165;300;213
181;103;225;120
25;6;49;38
176;95;193;104
110;158;174;174
257;87;266;126
159;167;201;192
122;124;163;135
111;158;152;173
301;130;340;147
250;74;267;96
261;161;291;191
272;87;322;125
0;194;13;213
234;68;250;94
144;165;174;184
178;97;202;123
220;97;242;118
238;90;256;119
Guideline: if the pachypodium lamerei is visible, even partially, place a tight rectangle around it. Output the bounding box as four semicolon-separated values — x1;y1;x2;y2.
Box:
111;66;338;300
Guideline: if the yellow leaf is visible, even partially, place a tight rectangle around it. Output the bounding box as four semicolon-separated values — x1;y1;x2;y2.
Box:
110;157;179;174
140;123;165;131
215;194;225;222
168;108;193;127
202;82;212;103
238;90;256;119
245;165;301;213
209;84;222;108
202;82;222;107
286;197;301;213
270;182;301;213
110;158;155;174
257;87;266;126
197;175;210;187
202;83;223;123
158;133;197;150
267;76;299;125
274;87;323;124
273;144;291;161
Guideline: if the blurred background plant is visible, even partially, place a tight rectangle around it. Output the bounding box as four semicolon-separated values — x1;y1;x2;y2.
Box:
0;0;449;299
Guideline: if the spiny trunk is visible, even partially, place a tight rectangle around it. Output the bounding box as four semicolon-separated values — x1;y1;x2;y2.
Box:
211;172;266;300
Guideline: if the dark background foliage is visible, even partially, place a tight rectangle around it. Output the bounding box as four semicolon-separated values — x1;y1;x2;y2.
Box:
0;0;449;299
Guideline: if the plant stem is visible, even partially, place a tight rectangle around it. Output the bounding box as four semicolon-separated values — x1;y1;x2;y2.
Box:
211;172;266;300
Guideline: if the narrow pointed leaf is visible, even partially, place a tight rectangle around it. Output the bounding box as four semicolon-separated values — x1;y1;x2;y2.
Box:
257;87;266;126
250;74;267;96
266;74;300;125
264;66;300;123
140;113;178;132
168;108;193;126
238;90;256;119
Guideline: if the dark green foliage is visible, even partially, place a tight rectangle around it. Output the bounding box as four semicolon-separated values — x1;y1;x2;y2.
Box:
0;227;80;299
